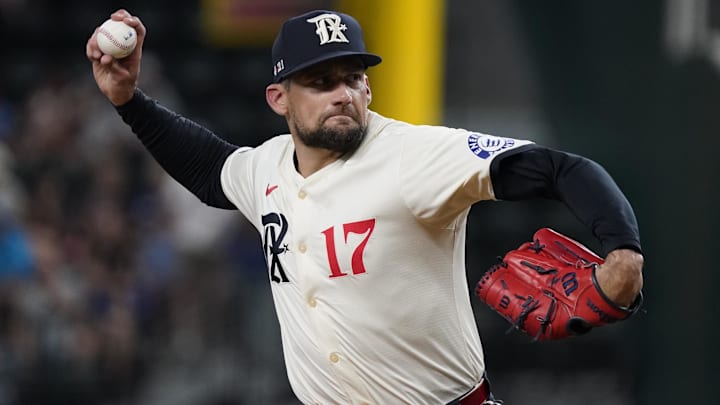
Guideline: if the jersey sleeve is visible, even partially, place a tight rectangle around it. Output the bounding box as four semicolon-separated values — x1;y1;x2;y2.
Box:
398;125;533;225
219;147;260;228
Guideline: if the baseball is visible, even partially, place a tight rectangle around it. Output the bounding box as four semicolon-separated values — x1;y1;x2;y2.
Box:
96;19;137;59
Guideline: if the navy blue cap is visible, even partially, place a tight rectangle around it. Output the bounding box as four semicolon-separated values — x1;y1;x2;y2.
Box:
271;10;382;83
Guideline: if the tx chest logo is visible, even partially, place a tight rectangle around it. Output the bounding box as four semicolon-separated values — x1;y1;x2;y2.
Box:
262;212;290;283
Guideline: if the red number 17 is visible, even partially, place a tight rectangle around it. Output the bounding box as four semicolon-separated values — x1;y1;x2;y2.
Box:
321;219;376;278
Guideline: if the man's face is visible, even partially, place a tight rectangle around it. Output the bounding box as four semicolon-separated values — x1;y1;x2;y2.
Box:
282;56;371;155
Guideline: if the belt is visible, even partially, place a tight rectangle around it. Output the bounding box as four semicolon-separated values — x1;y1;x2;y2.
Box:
446;379;492;405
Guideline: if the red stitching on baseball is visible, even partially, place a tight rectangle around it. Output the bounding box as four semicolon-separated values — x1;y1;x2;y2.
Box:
98;27;133;51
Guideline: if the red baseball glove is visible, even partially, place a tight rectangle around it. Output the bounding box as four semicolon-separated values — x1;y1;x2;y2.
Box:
475;228;642;341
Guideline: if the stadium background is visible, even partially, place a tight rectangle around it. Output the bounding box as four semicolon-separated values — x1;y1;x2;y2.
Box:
0;0;717;403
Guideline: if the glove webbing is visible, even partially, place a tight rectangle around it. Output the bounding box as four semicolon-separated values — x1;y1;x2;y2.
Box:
497;257;560;341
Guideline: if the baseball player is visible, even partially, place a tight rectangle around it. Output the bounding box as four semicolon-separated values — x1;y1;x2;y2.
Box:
86;9;644;405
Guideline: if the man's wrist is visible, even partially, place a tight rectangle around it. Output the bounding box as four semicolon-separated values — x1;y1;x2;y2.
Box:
596;249;644;307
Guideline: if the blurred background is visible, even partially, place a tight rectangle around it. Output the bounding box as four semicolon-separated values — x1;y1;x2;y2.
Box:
1;0;718;404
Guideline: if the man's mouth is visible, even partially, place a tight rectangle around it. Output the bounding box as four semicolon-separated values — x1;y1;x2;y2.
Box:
324;113;356;124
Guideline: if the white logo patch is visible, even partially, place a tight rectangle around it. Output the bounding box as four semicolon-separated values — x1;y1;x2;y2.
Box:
467;133;515;159
306;13;350;45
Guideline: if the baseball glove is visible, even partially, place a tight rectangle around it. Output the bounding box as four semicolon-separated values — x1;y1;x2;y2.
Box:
475;228;642;341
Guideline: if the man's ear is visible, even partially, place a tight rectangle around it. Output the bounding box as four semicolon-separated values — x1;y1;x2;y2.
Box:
266;83;288;115
365;75;372;106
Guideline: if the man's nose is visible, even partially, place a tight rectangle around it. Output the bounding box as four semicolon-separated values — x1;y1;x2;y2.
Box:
331;83;353;105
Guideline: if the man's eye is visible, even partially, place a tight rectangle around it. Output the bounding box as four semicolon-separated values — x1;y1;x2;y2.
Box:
346;74;363;86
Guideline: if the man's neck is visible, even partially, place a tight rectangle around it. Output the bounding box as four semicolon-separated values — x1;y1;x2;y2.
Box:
292;139;343;178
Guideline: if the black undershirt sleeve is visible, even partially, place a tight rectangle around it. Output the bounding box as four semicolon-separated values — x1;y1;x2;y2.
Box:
489;144;641;256
115;89;238;210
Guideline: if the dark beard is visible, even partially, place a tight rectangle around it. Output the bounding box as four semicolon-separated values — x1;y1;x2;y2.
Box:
294;121;367;155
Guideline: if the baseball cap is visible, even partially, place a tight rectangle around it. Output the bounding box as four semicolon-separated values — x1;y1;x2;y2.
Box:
271;10;382;83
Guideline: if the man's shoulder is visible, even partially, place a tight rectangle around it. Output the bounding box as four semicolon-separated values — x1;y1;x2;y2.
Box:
258;133;293;150
225;134;292;171
370;111;469;135
231;133;292;156
368;111;413;133
367;111;435;141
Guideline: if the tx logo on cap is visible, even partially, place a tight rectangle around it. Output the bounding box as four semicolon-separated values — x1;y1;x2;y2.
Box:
306;13;350;45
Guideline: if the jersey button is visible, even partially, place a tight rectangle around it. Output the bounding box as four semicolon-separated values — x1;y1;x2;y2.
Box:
308;297;317;307
329;352;340;363
298;242;307;253
298;190;307;199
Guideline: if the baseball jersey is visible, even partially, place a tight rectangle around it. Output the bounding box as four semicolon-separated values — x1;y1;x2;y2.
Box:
220;111;533;404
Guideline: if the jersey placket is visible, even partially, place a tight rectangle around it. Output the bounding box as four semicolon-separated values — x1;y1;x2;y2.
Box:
292;176;373;405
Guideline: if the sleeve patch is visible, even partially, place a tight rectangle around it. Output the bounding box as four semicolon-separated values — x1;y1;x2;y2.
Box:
468;133;515;159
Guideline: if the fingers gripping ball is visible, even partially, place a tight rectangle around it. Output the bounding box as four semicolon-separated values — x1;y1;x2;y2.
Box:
97;19;137;59
476;228;642;341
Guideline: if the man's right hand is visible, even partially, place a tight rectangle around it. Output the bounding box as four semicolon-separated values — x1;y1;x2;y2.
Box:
86;9;146;106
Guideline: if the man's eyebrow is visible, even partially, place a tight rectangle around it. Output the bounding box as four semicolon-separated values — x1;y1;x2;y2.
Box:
307;60;365;74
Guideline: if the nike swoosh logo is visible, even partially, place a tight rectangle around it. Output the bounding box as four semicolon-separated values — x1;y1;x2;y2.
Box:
265;184;279;196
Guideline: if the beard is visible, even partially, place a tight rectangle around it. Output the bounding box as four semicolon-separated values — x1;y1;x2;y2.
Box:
290;112;367;156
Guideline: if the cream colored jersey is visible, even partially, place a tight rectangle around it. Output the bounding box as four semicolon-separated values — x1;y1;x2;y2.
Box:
220;111;533;405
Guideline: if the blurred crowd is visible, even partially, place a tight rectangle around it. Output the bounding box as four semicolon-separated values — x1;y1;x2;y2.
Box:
0;55;294;405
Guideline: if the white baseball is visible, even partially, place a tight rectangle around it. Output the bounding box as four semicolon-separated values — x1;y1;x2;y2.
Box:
96;19;137;59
